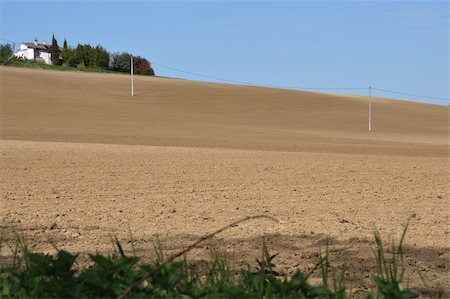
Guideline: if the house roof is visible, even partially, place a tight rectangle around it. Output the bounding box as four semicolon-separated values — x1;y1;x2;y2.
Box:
23;43;50;50
22;43;64;52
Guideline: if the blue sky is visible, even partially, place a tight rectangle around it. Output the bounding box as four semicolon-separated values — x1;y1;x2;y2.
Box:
1;1;448;104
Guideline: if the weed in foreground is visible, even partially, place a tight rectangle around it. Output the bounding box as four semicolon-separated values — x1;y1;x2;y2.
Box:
0;218;428;298
371;222;419;299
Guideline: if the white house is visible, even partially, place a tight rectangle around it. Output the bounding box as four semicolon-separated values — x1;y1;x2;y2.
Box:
14;39;60;64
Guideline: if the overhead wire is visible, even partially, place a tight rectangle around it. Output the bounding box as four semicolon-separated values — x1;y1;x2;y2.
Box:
154;62;448;101
0;38;18;44
152;62;367;91
1;37;447;102
372;87;448;102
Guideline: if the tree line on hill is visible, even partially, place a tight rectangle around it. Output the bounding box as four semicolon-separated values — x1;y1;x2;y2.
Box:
0;35;155;76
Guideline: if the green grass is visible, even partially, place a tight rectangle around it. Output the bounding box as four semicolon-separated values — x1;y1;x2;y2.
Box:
0;218;428;299
3;59;189;80
372;223;418;299
6;60;120;74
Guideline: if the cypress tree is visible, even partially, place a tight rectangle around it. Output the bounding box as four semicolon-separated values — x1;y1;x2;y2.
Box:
50;34;61;65
62;38;69;65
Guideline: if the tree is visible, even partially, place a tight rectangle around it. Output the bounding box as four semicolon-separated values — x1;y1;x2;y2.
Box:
62;38;70;65
93;45;109;69
136;57;155;76
50;34;61;65
82;44;93;67
0;43;13;65
110;52;132;73
70;44;84;67
50;38;154;74
110;53;155;76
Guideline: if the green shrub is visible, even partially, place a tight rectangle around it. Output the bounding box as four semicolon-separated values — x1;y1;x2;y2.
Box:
0;221;425;298
0;43;13;65
0;243;346;298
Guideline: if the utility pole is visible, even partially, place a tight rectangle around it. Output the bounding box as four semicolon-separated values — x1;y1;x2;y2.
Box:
368;86;372;132
131;56;134;96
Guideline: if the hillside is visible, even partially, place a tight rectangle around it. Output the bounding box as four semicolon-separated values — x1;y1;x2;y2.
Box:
1;66;447;156
0;66;448;294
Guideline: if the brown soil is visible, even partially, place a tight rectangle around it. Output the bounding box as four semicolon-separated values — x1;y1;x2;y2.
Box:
1;67;448;295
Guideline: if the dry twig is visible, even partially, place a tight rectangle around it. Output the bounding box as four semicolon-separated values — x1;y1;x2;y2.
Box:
117;215;278;299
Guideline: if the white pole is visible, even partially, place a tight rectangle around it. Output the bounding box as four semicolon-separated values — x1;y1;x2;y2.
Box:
368;86;372;132
131;56;134;96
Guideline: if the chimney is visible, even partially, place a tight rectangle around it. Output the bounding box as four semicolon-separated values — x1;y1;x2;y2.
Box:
43;41;46;45
34;38;38;45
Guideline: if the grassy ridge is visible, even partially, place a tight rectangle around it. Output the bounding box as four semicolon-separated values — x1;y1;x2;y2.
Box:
0;223;427;299
6;60;120;74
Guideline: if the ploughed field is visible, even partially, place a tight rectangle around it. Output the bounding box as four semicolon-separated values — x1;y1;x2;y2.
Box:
0;67;448;292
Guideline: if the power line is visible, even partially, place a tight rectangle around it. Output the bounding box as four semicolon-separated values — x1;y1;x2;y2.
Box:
1;37;447;102
372;87;449;102
153;62;449;102
152;62;260;86
0;38;18;50
152;62;367;91
0;37;18;44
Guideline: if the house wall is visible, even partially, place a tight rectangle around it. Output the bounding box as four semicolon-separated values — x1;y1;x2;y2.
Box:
27;49;35;60
21;45;35;60
14;45;35;61
14;48;32;60
14;44;52;64
38;51;51;64
19;44;28;51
